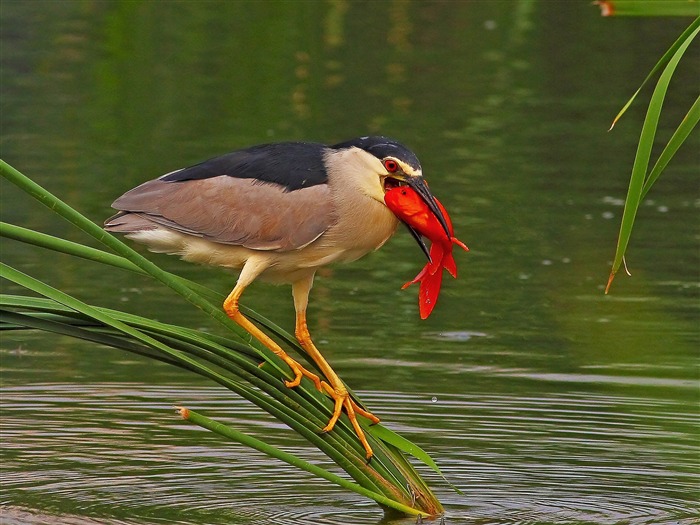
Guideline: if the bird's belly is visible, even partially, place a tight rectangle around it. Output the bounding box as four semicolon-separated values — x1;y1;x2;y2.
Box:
126;228;310;282
125;199;398;284
125;228;252;269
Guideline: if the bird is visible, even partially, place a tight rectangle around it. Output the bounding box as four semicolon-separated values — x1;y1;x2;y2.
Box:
104;136;450;459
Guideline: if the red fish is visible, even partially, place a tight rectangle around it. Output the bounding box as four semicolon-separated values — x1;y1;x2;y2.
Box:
385;186;468;319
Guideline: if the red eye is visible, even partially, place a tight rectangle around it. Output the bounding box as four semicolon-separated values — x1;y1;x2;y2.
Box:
384;159;399;173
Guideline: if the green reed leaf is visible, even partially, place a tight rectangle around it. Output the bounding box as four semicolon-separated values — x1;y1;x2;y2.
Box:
605;21;700;293
606;17;699;130
178;407;428;517
595;1;700;18
641;94;700;199
0;160;447;515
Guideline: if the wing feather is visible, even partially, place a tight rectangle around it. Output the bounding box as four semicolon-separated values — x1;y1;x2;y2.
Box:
106;176;335;251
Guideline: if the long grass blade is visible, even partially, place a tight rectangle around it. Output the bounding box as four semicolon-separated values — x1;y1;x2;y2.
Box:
0;294;413;504
641;94;700;199
606;17;700;130
0;222;139;273
0;161;448;513
0;305;405;505
0;262;247;381
1;288;431;499
0;221;317;367
370;424;443;476
605;22;700;293
0;309;183;368
596;2;700;17
1;219;387;460
0;160;252;342
177;407;428;518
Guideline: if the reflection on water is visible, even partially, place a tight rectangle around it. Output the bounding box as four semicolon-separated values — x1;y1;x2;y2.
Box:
1;381;697;525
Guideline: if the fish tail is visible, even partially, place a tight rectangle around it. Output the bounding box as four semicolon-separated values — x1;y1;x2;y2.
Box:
419;265;444;319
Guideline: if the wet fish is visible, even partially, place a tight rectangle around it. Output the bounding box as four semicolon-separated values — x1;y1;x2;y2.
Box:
385;186;468;319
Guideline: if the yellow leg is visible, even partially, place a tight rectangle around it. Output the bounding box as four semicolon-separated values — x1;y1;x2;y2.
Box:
293;276;380;460
223;262;322;391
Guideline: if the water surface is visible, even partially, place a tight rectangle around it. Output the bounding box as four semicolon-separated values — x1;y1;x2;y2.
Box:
1;1;698;524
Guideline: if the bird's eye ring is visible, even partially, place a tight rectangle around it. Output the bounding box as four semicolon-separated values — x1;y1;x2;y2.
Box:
384;159;399;173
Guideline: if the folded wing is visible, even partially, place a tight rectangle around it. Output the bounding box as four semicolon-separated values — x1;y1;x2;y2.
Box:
105;175;335;251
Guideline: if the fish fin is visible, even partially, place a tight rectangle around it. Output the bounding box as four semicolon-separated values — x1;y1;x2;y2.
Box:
444;252;458;278
428;242;445;275
419;266;443;319
452;237;469;251
402;262;429;289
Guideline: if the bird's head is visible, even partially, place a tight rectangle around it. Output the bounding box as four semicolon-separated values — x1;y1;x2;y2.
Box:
331;136;451;260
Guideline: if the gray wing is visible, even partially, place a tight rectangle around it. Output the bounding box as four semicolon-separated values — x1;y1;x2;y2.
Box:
105;176;335;251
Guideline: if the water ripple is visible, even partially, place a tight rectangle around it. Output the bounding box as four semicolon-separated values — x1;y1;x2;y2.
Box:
1;383;697;524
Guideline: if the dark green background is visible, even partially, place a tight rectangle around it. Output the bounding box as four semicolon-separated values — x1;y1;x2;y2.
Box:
1;1;698;524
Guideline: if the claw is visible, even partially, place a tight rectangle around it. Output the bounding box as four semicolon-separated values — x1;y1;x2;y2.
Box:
227;280;379;460
283;361;322;390
319;382;378;459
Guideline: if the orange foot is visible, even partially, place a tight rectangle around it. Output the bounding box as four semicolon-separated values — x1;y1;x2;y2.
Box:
318;382;380;460
278;354;323;391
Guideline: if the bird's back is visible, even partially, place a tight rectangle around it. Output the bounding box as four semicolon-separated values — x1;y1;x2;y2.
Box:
105;143;337;252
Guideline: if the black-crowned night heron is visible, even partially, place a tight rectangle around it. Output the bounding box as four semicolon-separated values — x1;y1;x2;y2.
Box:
105;136;449;459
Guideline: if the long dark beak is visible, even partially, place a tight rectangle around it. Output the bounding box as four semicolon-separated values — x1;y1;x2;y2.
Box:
404;222;432;261
405;176;451;260
406;177;450;237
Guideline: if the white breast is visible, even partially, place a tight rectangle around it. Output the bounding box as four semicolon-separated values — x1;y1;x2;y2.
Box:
314;147;399;262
